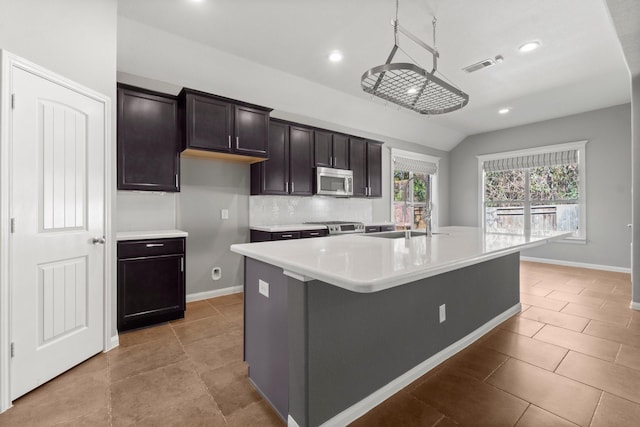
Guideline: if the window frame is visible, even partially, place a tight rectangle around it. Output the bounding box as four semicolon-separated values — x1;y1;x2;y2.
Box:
477;141;587;242
390;148;439;230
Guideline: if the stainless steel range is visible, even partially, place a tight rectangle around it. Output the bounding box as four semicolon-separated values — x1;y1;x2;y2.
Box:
304;221;365;235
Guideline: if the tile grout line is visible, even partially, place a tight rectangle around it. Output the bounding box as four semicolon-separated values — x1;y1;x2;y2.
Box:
587;391;604;427
107;351;113;427
511;403;531;427
168;313;231;426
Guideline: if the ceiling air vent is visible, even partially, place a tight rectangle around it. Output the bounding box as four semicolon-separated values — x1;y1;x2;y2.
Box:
462;58;496;73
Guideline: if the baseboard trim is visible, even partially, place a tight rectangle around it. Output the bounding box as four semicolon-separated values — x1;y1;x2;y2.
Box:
316;304;521;427
288;415;301;427
631;301;640;311
186;286;243;303
520;256;631;274
107;334;119;351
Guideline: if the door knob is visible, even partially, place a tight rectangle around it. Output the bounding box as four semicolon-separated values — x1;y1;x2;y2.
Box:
91;237;106;245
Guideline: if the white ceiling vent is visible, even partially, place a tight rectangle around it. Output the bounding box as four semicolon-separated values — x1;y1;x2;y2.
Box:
462;58;496;73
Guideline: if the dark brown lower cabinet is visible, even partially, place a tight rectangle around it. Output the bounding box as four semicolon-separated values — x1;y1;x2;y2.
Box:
117;238;186;331
250;229;328;242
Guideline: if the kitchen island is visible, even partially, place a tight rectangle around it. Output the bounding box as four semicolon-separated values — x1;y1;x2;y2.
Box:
230;226;569;427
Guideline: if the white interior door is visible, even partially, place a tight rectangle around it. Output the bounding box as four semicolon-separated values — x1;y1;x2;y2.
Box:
10;65;105;400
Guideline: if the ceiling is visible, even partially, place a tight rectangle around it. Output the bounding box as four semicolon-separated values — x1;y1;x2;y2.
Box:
118;0;632;151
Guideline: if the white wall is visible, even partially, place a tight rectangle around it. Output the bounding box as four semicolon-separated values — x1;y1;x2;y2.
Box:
633;75;639;305
0;0;119;349
117;17;453;297
450;104;632;269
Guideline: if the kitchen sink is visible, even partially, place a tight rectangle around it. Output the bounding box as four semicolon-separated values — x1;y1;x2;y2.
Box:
365;231;448;239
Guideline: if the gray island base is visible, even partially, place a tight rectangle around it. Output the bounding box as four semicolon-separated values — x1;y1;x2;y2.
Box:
244;252;520;427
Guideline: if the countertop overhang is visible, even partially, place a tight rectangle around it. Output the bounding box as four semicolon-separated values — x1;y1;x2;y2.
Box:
231;226;571;293
116;229;189;241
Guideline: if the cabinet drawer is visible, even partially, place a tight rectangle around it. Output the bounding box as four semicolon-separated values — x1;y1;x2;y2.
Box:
118;238;185;258
301;229;328;238
365;226;380;233
272;232;301;240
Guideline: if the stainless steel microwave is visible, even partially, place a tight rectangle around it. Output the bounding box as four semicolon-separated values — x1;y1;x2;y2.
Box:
315;167;353;197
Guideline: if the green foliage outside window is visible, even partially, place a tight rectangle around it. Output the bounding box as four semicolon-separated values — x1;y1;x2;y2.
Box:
485;164;578;202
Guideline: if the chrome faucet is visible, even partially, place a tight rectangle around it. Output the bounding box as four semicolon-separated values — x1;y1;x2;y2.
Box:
403;176;433;239
403;176;415;239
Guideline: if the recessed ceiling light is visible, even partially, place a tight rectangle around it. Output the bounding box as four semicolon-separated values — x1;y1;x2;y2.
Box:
498;108;510;115
519;41;541;53
328;51;343;63
406;87;418;95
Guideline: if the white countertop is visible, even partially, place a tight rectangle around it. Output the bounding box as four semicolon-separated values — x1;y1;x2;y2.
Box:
250;224;327;232
231;226;571;293
117;229;189;241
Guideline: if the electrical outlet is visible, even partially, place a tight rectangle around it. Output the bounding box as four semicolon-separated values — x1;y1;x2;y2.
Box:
259;279;269;298
221;209;229;220
439;304;446;323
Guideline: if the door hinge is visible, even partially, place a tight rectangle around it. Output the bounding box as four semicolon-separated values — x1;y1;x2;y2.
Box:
181;257;184;272
11;94;15;109
10;342;14;358
10;218;15;233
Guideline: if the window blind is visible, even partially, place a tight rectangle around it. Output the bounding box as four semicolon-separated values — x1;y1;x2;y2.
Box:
483;149;578;172
393;155;438;175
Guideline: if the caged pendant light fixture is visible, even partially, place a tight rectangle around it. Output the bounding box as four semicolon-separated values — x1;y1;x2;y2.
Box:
361;0;469;115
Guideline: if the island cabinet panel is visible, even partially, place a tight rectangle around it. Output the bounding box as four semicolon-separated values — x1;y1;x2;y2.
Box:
251;120;313;196
243;252;520;427
314;131;349;169
117;238;186;331
179;88;271;160
117;84;180;192
244;258;289;421
349;138;383;198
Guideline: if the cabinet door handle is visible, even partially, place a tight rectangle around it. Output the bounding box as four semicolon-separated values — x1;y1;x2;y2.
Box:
309;232;320;236
291;182;295;193
281;234;293;238
146;243;165;248
228;135;231;149
285;182;289;193
181;257;184;272
333;156;336;166
236;136;239;149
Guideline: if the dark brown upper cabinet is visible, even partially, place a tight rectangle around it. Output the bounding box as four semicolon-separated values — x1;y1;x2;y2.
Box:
251;120;313;196
179;88;272;163
349;138;383;198
314;131;349;170
117;84;180;192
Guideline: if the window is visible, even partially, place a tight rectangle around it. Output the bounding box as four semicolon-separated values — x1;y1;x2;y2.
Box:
391;149;439;230
478;141;586;241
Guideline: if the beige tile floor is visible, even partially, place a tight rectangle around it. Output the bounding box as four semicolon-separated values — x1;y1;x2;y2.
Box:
0;262;639;426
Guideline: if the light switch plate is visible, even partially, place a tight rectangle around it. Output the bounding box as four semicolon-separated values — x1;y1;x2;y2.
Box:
221;209;229;220
259;279;269;298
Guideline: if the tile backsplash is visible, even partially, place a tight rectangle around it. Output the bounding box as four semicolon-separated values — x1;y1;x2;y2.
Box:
250;195;374;226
